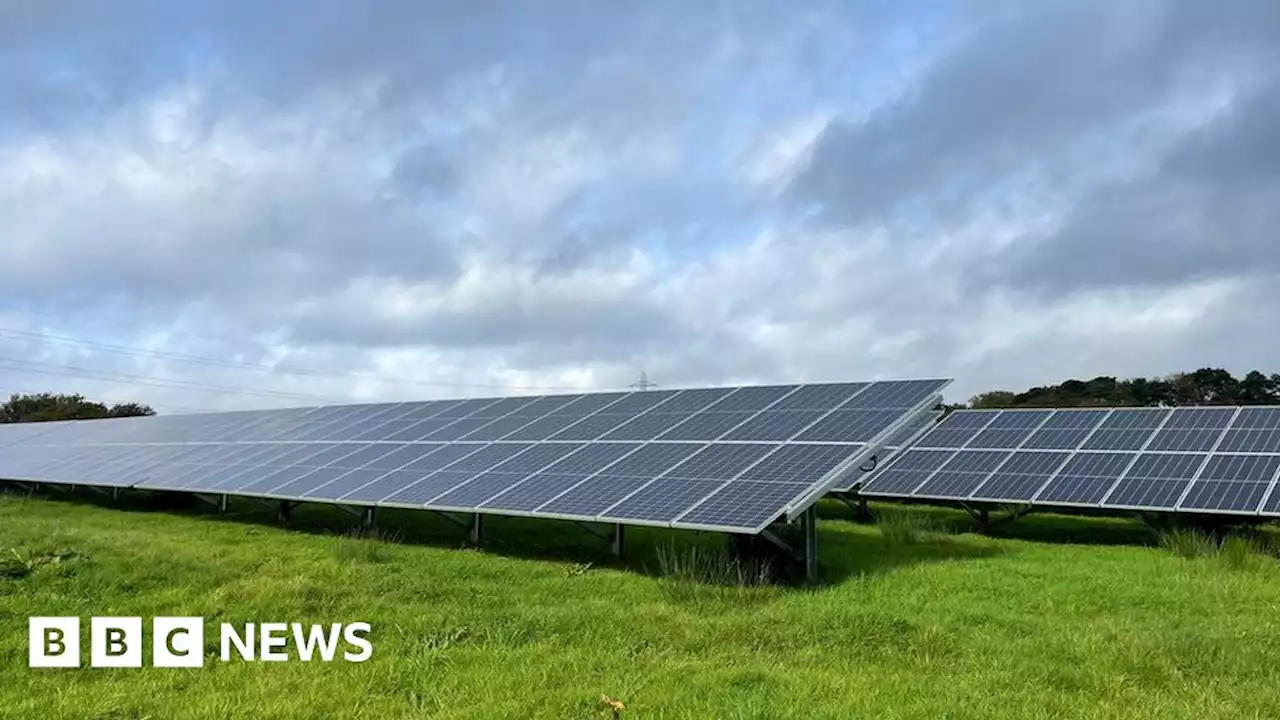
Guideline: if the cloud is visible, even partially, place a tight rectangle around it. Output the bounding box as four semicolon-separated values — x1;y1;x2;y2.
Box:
0;0;1278;414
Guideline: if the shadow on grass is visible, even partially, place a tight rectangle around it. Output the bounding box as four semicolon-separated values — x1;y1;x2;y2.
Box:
815;496;1278;549
2;484;1009;589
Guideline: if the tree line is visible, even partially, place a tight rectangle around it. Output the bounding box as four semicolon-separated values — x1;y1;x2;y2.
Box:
0;393;155;423
965;368;1280;409
3;368;1278;423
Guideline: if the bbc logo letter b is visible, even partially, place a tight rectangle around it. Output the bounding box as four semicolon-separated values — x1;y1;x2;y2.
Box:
91;617;143;668
29;617;81;668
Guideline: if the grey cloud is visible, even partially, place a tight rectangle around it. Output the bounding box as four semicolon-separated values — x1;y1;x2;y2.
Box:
990;74;1280;296
788;0;1280;227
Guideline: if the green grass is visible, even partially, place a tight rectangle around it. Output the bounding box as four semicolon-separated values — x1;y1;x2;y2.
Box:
3;492;1280;719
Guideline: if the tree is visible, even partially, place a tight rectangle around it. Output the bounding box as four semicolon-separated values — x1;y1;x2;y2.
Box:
0;393;155;423
964;368;1280;410
969;391;1016;409
107;402;157;418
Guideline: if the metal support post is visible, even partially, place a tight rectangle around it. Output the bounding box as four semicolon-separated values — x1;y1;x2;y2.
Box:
611;524;626;558
470;513;485;545
361;506;376;530
112;487;120;500
220;494;228;513
277;501;293;524
803;506;819;583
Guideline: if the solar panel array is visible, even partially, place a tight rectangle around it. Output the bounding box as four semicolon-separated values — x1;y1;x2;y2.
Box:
858;406;1280;516
0;379;949;534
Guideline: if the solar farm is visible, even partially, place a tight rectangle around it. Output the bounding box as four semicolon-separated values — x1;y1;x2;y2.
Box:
6;377;1280;718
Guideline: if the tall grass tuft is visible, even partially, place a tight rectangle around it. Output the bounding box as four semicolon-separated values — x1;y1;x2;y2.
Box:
1158;527;1275;571
330;527;401;564
1218;535;1267;571
654;542;774;589
877;507;935;545
1159;528;1220;559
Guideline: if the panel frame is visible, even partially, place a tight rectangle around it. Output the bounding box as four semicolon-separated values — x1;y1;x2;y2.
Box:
1257;459;1280;517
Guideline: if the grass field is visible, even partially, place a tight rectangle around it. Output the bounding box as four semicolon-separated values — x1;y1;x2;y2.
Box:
3;490;1280;719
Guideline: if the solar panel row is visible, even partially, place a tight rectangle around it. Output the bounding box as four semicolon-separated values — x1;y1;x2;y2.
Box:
858;406;1280;516
0;379;951;534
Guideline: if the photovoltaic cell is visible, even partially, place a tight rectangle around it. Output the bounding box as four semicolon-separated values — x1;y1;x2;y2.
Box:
676;481;810;529
965;410;1054;449
720;410;828;442
793;409;911;443
429;444;585;509
476;443;641;511
737;445;857;484
642;387;737;414
841;379;948;409
969;451;1070;502
501;414;596;441
1080;408;1171;451
912;410;997;449
597;412;696;441
1021;409;1110;450
911;450;1011;499
544;413;635;441
1144;407;1236;452
662;443;776;480
1215;407;1280;453
1178;454;1280;513
858;448;956;496
1031;452;1135;505
768;383;868;411
598;478;725;523
882;413;941;449
534;443;704;518
708;385;795;413
1102;453;1207;509
657;412;758;441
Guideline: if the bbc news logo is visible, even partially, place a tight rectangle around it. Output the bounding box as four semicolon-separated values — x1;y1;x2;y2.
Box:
29;617;373;668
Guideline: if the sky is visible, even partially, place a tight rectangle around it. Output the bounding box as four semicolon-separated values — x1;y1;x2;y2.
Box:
1;0;1278;413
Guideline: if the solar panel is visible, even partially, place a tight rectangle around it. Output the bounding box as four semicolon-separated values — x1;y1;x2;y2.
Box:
1216;407;1280;453
1021;409;1110;450
675;481;811;530
1143;407;1237;452
857;448;956;496
1080;408;1170;451
912;410;997;449
0;378;949;535
479;443;641;512
859;404;1280;518
1178;454;1280;513
910;450;1012;500
533;442;705;519
969;451;1071;502
1101;453;1208;510
794;409;915;443
964;410;1054;449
